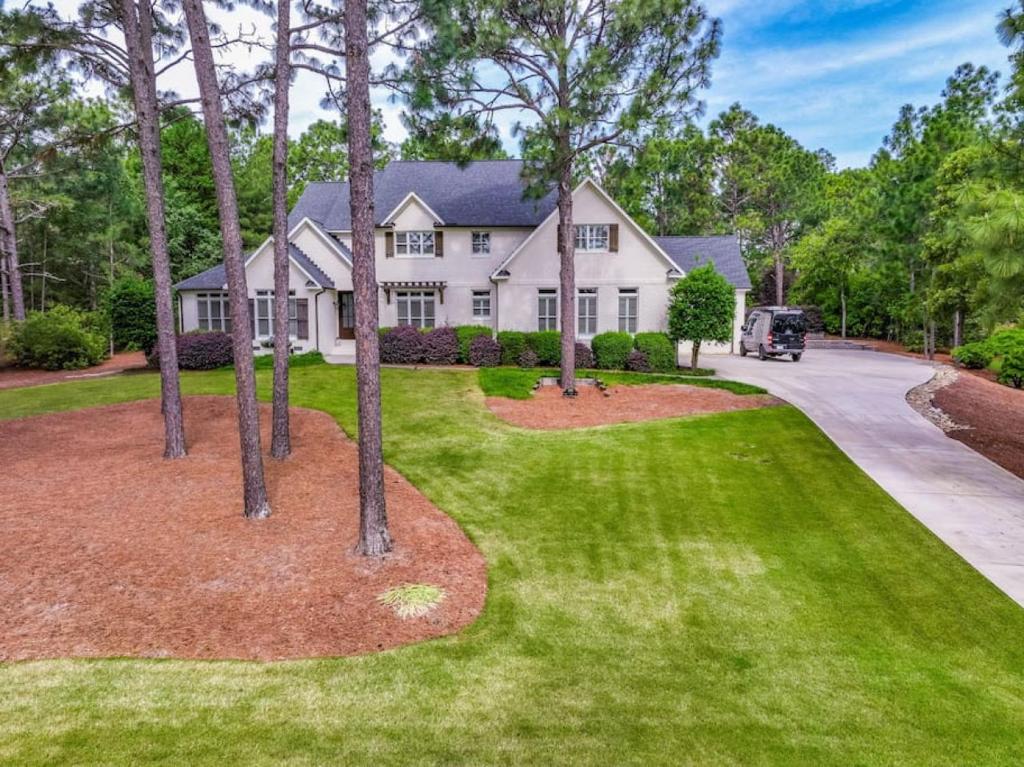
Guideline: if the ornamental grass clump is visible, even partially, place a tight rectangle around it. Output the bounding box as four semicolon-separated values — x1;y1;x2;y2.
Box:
377;584;446;618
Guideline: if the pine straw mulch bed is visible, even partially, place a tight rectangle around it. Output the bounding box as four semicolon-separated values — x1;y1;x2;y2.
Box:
486;383;781;430
931;371;1024;481
0;351;148;390
0;396;485;662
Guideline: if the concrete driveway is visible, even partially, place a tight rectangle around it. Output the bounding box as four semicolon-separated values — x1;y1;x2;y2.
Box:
714;349;1024;607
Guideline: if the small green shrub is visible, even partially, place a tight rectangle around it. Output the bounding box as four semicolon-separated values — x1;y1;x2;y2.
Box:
518;347;539;368
497;330;527;366
951;342;993;370
998;346;1024;388
526;330;561;365
592;331;633;369
633;332;676;372
106;275;157;353
10;305;107;370
455;325;493;363
986;327;1024;356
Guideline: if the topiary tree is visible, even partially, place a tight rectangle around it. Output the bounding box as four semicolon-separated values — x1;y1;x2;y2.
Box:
668;263;735;370
106;276;157;354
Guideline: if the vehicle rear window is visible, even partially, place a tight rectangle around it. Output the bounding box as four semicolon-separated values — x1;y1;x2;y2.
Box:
773;313;806;333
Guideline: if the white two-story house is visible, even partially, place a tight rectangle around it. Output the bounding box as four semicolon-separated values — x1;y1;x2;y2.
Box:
174;160;751;363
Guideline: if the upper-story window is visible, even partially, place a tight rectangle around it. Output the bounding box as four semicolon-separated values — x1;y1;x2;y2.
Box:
396;231;435;257
575;224;610;252
472;231;491;255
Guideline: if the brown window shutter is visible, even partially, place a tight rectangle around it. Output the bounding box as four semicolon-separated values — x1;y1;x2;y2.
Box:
248;298;255;340
296;298;309;340
385;230;394;257
609;224;619;252
435;230;444;258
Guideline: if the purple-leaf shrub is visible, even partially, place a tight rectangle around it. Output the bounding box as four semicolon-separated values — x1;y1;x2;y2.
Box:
574;342;595;369
626;349;651;373
422;326;459;365
469;334;501;367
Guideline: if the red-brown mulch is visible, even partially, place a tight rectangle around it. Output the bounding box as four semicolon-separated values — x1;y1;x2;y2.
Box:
932;373;1024;480
486;383;780;430
0;396;486;662
0;351;148;390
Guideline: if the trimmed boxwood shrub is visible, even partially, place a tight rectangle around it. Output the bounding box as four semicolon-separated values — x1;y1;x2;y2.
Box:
633;332;675;372
379;325;425;364
176;331;233;370
592;331;633;369
626;349;651;372
526;330;561;365
455;325;493;363
469;334;501;367
952;342;993;370
497;330;527;366
10;305;107;370
422;326;459;365
999;346;1024;388
518;347;539;368
574;342;594;369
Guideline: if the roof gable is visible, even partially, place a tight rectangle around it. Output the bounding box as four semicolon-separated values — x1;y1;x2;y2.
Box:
652;236;751;289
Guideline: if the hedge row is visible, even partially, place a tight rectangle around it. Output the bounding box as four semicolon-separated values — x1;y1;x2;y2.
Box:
375;326;678;371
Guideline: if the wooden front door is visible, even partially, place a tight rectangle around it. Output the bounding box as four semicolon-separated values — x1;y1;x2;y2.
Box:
338;291;355;340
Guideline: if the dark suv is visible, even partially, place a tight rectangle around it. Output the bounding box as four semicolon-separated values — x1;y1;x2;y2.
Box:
739;307;807;361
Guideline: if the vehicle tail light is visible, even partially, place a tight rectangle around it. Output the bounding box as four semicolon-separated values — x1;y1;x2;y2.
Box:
767;332;773;345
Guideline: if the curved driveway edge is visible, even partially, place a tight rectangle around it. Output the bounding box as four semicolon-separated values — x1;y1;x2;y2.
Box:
714;350;1024;608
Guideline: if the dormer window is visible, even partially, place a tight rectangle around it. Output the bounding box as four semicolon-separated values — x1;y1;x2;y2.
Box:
575;224;610;252
396;231;435;257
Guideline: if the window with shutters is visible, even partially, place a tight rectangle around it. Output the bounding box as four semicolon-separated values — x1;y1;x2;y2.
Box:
577;288;597;337
537;289;558;331
254;290;298;338
618;288;638;333
197;292;231;332
395;231;435;257
575;224;610;252
397;291;436;328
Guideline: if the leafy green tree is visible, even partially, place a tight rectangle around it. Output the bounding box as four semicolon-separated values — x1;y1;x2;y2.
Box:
286;116;392;206
105;274;155;353
790;218;866;338
399;113;508;163
412;0;722;393
667;263;734;370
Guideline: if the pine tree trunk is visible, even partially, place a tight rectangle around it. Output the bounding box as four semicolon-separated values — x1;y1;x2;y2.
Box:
1;254;9;322
953;309;962;349
346;0;391;556
119;0;186;458
269;0;292;460
840;288;847;339
557;154;577;395
0;165;26;321
182;0;271;519
774;250;784;307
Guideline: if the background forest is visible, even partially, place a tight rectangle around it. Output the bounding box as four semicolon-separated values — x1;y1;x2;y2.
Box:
3;6;1024;354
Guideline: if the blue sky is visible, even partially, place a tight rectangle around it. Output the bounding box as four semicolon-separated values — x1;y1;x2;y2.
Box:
701;0;1013;166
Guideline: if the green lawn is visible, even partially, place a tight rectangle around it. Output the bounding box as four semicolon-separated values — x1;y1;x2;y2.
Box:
2;364;1024;765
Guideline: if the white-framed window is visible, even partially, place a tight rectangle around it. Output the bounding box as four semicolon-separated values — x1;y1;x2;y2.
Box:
537;289;557;331
472;289;492;320
575;224;610;252
255;289;297;338
197;292;231;332
578;288;598;337
618;288;638;333
395;231;435;257
471;231;491;255
397;290;436;328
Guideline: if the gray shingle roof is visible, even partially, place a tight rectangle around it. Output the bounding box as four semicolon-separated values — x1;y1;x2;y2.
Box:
174;243;335;291
289;160;557;230
653;236;752;289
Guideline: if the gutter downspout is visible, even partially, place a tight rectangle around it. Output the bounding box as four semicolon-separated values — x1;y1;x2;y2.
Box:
491;276;499;335
314;288;326;353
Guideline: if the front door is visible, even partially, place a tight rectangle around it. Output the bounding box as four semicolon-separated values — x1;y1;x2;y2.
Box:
338;291;355;340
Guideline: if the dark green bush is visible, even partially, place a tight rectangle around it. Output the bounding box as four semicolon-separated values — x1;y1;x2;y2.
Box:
526;330;561;365
10;305;107;370
106;276;157;353
633;332;675;372
497;330;527;366
998;346;1024;388
592;331;633;369
951;342;993;370
455;325;493;363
